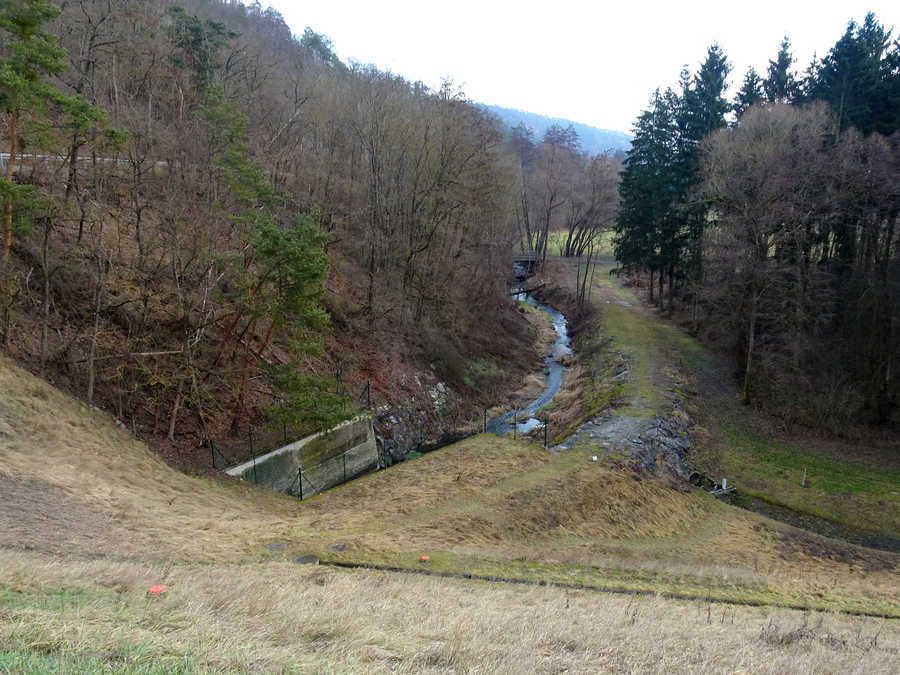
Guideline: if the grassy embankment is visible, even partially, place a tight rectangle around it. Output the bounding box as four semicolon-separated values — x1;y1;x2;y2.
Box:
554;255;899;539
1;255;898;670
3;549;896;673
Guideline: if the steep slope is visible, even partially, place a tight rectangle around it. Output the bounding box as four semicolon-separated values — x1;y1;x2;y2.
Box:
1;354;897;616
2;348;899;670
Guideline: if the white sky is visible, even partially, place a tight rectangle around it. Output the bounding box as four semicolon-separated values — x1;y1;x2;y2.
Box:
269;1;900;133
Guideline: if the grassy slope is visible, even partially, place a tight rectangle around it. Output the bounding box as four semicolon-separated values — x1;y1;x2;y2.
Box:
569;259;900;538
3;550;896;674
1;260;899;669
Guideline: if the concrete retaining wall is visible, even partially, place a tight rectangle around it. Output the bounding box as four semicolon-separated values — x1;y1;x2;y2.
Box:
225;417;378;497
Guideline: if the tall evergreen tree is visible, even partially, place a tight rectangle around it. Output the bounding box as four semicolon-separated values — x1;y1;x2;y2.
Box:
675;45;731;287
689;44;732;137
615;89;678;299
734;67;765;119
0;0;68;266
616;45;731;307
807;13;900;135
764;37;800;103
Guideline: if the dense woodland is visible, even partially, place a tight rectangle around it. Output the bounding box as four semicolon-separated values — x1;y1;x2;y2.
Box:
0;0;618;455
615;15;900;432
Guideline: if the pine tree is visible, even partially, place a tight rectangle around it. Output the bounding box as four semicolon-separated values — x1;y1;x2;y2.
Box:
807;13;899;135
734;67;765;119
764;37;799;103
0;0;68;265
616;45;732;308
202;91;338;432
674;45;731;289
615;89;678;299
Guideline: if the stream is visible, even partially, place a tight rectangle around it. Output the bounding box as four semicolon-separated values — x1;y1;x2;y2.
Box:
485;292;572;436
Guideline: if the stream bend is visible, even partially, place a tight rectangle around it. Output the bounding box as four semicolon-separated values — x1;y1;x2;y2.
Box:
486;293;571;435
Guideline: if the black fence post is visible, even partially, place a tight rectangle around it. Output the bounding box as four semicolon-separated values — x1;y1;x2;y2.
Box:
249;427;257;483
544;419;549;449
209;440;215;469
343;452;347;483
298;468;303;500
513;410;517;440
483;408;487;433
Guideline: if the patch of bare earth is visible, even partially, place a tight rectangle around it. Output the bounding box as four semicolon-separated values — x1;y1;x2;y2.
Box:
0;475;137;557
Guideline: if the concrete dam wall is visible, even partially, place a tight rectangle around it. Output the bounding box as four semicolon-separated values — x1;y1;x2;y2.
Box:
225;417;378;498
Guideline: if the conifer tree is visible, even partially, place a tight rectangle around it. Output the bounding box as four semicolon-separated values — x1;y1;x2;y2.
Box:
615;89;678;299
734;67;765;119
764;37;800;103
806;13;899;135
0;0;68;265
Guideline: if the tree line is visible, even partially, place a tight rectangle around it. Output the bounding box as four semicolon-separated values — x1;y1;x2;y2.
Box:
616;13;899;430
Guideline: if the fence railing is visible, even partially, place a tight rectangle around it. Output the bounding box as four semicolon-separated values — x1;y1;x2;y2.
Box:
285;440;376;500
209;380;373;471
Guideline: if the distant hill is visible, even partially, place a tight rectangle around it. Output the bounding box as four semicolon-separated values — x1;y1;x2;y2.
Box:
481;104;632;156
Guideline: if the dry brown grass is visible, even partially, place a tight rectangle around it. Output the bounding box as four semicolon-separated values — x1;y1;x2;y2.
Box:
1;549;897;673
2;353;900;670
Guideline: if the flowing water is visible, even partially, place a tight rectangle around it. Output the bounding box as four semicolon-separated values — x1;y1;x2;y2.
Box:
486;292;572;436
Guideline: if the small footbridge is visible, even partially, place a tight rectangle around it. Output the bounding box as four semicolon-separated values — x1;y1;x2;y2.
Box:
513;250;538;279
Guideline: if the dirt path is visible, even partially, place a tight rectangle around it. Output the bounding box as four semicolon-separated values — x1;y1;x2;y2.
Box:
551;258;900;541
552;261;694;479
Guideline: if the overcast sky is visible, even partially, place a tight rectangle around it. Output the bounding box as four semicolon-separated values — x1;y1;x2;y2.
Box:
269;1;900;134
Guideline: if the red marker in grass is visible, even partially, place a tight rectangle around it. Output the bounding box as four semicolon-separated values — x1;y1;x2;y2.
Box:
148;584;167;596
420;556;429;563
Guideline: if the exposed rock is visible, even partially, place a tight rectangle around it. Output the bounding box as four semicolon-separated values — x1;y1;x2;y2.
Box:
552;404;695;482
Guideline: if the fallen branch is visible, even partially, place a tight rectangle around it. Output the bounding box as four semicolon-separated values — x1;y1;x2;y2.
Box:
68;349;183;365
509;283;546;296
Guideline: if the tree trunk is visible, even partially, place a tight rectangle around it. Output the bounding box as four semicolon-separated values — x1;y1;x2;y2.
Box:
231;317;256;434
168;377;183;442
3;110;18;266
658;269;664;308
87;248;106;403
742;294;757;405
667;265;674;315
40;223;52;365
365;238;376;322
65;137;81;205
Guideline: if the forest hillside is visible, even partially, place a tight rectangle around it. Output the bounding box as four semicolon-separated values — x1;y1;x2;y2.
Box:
0;0;619;468
614;20;900;433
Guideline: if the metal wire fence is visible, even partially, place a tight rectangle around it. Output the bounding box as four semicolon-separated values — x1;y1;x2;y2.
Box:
284;440;379;499
209;381;373;472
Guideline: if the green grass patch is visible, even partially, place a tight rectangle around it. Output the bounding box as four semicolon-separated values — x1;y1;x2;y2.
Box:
709;417;900;534
545;230;616;258
316;548;899;617
0;650;194;674
0;586;197;674
718;421;900;497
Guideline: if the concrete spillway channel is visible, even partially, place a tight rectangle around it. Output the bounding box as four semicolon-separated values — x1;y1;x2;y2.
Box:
226;417;378;499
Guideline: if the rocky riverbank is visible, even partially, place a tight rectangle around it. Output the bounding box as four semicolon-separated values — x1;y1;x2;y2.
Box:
553;404;694;481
